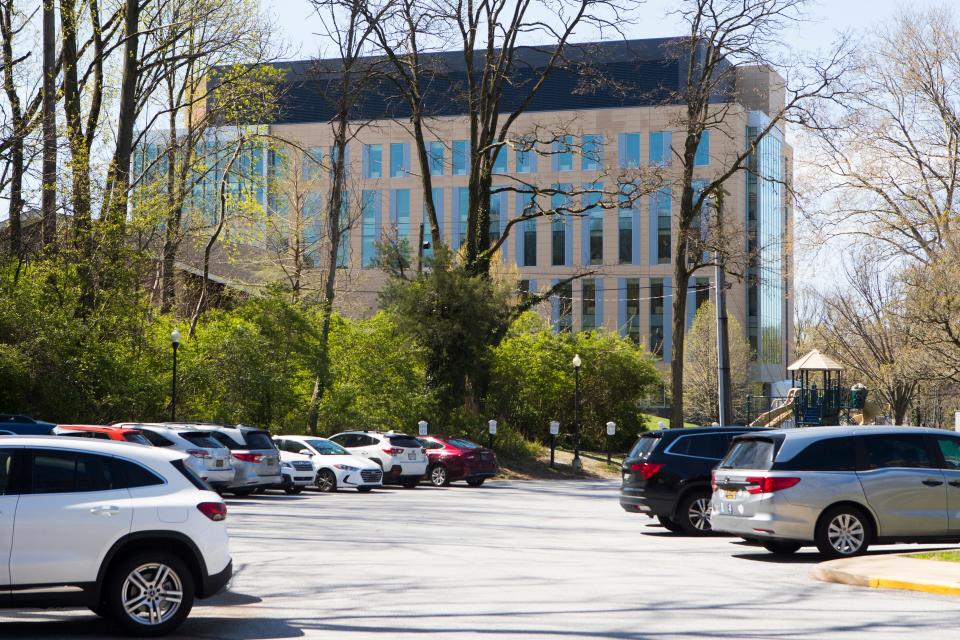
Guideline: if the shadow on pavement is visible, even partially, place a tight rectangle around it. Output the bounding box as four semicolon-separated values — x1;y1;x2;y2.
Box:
0;615;303;640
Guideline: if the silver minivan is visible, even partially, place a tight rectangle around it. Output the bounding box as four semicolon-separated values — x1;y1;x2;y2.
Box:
710;426;960;558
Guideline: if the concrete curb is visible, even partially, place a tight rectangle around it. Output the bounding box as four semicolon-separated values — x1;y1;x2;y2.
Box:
813;554;960;597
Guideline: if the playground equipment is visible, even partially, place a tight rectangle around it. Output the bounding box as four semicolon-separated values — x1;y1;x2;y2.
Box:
749;350;874;428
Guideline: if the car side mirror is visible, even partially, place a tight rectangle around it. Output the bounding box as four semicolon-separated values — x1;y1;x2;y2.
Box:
299;449;314;457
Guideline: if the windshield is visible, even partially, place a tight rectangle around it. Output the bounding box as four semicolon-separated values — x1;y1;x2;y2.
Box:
448;438;480;449
305;439;348;455
628;436;661;459
719;439;775;470
123;432;152;446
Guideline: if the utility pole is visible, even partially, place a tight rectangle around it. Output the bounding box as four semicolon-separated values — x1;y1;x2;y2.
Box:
715;254;733;426
40;0;56;246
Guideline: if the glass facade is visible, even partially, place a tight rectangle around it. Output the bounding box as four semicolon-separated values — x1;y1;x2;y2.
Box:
582;135;603;171
582;279;597;330
650;277;665;357
649;131;672;166
452;140;469;176
391;188;410;245
362;144;382;179
747;119;785;365
455;186;469;248
619;133;641;168
694;131;710;166
515;137;536;173
361;189;381;267
553;135;573;172
553;281;573;333
390;142;409;177
624;278;641;343
650;186;672;264
428;141;444;176
583;186;603;265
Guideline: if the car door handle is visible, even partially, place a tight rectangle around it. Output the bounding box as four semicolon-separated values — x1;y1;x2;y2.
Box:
90;505;120;516
949;480;960;488
922;479;945;487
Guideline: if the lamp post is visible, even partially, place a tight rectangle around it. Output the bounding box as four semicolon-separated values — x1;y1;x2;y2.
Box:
170;328;181;421
572;353;582;473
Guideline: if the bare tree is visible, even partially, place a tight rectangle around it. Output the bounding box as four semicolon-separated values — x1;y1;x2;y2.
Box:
820;253;921;425
661;0;850;427
40;0;57;247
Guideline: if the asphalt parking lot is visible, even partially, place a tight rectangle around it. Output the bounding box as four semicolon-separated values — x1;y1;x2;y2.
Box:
3;479;960;639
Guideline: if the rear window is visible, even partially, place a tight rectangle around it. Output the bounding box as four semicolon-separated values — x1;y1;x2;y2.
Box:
243;431;275;450
628;436;661;459
171;459;211;490
387;435;421;448
123;432;152;446
180;432;223;448
719;439;775;470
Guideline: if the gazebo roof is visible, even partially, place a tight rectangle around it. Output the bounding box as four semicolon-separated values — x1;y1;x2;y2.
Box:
787;349;844;372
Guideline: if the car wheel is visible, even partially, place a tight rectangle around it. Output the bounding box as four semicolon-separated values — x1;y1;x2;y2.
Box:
104;551;194;636
316;469;337;492
401;478;419;489
657;515;683;533
231;488;254;497
762;541;802;556
357;486;374;493
284;485;304;495
429;465;450;487
815;505;872;559
677;491;713;535
466;478;485;487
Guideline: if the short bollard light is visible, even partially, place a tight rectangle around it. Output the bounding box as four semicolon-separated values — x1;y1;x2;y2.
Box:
606;421;616;464
549;420;560;469
488;419;497;450
418;420;428;436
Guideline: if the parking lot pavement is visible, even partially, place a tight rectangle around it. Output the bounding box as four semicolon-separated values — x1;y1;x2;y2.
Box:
3;479;960;639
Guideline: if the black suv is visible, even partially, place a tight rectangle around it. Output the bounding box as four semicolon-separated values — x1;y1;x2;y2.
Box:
620;426;768;534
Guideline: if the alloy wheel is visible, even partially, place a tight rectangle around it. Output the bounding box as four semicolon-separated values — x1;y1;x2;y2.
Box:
430;466;447;486
316;470;336;492
121;562;183;627
687;497;712;531
827;513;865;554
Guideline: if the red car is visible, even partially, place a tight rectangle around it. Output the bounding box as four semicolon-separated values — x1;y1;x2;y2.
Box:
417;435;498;487
55;424;152;445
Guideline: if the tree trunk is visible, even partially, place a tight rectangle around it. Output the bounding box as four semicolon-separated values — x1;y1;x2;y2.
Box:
40;0;56;247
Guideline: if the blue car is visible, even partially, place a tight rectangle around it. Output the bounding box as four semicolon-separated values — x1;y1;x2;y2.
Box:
0;414;57;435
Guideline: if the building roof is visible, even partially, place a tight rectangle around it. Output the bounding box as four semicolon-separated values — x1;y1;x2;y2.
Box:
787;349;844;372
250;37;737;125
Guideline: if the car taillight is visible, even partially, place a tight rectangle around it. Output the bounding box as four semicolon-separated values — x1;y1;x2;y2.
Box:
711;470;717;492
382;447;402;455
232;453;263;463
421;448;426;455
186;449;211;459
197;502;227;521
629;462;663;480
745;476;800;494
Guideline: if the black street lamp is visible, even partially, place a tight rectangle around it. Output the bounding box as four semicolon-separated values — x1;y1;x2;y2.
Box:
170;327;181;422
572;353;582;473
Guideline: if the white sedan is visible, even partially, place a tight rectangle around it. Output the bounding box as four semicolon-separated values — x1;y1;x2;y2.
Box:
273;435;384;492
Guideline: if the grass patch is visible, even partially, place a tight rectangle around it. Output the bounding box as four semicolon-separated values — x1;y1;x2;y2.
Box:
909;551;960;563
639;413;700;429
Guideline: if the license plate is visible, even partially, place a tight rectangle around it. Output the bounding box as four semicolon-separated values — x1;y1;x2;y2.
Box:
408;452;417;460
724;489;737;500
216;460;224;468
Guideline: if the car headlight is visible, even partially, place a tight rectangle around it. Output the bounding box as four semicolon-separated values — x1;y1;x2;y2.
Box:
281;462;293;469
334;464;359;471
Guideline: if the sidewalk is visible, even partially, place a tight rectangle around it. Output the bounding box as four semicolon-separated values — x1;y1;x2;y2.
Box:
814;553;960;597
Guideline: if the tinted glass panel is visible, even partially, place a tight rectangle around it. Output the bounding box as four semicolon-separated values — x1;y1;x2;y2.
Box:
719;440;775;470
112;458;164;488
180;432;222;448
0;451;14;495
417;439;445;450
141;430;175;447
242;431;275;450
328;434;350;447
669;434;730;460
387;436;421;448
170;459;210;490
629;436;661;458
210;432;240;450
123;433;152;446
30;451;115;494
863;435;933;470
448;438;480;449
937;437;960;470
781;437;857;471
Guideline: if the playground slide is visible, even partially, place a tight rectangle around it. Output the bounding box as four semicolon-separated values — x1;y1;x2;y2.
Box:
750;404;794;428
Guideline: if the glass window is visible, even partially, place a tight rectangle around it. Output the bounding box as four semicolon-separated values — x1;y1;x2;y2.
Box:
669;434;731;460
493;146;507;173
328;434;351;447
0;451;15;495
649;131;672;166
625;279;641;344
123;432;152;446
553;135;573;171
937;437;960;470
694;277;710;313
455;187;469;248
618;203;633;264
390;142;409;177
448;438;480;449
428;141;444;176
489;192;504;246
387;435;421;448
781;437;857;471
650;278;664;357
694;131;710;166
337;195;350;268
452;140;469;176
417;438;445;450
522;219;537;267
584;188;603;266
112;458;164;488
651;187;672;264
582;134;603;170
179;432;223;448
719;439;776;470
362;189;381;267
619;133;641;168
515;137;536;173
551;218;566;266
863;435;934;469
392;189;410;241
582;279;597;330
30;451;114;494
305;439;348;455
243;431;275;450
628;436;661;459
363;143;382;179
141;430;175;447
210;431;240;450
555;281;573;333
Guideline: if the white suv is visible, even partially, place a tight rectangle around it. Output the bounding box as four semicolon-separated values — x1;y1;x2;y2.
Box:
117;423;235;492
0;437;232;635
328;431;427;488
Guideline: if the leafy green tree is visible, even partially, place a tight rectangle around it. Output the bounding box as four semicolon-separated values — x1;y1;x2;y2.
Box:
488;313;662;451
683;301;752;424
